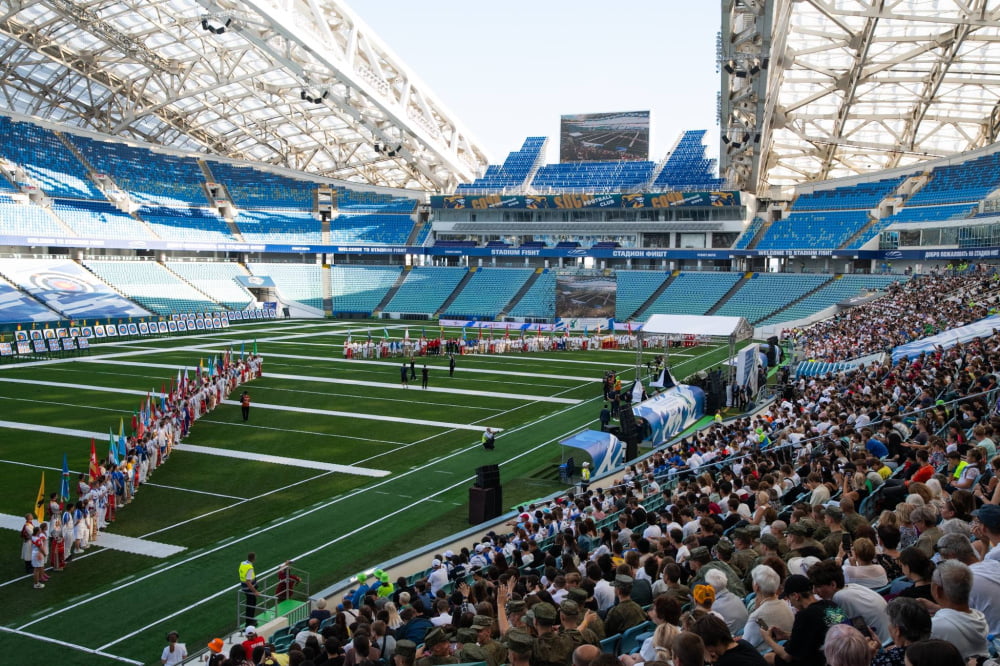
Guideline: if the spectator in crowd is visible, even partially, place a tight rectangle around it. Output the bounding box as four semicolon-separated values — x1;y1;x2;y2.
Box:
809;559;890;643
673;632;706;666
761;574;846;665
871;597;931;666
821;624;872;666
839;537;888;589
903;640;966;666
704;568;747;637
927;560;989;662
742;565;794;654
692;613;766;666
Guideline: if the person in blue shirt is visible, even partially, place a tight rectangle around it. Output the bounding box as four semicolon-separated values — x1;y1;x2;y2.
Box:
865;433;889;458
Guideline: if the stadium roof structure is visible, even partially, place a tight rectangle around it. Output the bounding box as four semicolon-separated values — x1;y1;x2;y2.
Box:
0;0;489;192
720;0;1000;197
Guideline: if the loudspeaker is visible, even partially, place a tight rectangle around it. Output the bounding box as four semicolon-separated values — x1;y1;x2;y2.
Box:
475;464;500;489
469;486;503;524
618;409;637;438
626;439;638;461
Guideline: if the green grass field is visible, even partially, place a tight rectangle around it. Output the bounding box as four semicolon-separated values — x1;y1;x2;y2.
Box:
0;319;733;664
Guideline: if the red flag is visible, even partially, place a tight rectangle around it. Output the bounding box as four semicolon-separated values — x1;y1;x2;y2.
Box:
88;439;100;481
505;323;510;339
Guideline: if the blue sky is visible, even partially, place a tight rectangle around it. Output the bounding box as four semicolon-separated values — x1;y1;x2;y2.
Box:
350;1;722;165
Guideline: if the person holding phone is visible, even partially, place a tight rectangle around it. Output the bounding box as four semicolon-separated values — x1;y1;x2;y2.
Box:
742;566;794;654
761;574;846;666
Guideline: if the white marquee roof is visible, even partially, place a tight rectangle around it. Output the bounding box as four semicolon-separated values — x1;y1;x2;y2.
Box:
642;314;753;340
0;0;489;192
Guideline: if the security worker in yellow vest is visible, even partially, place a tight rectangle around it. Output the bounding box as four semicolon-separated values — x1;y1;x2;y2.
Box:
239;552;259;629
581;462;591;491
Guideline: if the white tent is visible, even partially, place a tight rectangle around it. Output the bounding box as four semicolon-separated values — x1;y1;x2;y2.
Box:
637;314;753;384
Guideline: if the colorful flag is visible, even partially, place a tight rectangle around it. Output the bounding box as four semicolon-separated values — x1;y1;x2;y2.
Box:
346;331;352;344
34;472;45;522
478;325;482;340
60;454;70;502
252;339;258;355
240;340;246;359
382;327;389;340
404;327;410;340
118;419;127;458
109;430;120;466
89;438;100;480
627;321;632;335
505;323;510;339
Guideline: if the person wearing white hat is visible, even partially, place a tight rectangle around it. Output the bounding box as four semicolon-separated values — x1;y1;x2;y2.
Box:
428;557;448;595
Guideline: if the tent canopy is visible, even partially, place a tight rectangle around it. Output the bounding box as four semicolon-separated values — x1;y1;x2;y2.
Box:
642;314;753;340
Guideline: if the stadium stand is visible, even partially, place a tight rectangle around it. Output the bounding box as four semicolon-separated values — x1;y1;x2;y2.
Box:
50;199;155;240
906;152;1000;206
383;266;467;314
330;265;403;315
652;130;725;190
234;210;322;244
0;273;60;323
164;261;255;310
442;268;534;319
530;160;655;192
714;273;830;323
0;258;151;318
0;196;74;236
205;161;317;210
0;116;103;199
757;273;904;326
640;272;741;319
615;271;670;320
506;270;556;318
66;134;208;206
883;203;978;225
328;213;414;244
791;176;905;211
138;206;236;242
334;187;417;214
456;137;546;192
83;260;221;315
734;217;765;249
755;210;872;250
246;262;323;310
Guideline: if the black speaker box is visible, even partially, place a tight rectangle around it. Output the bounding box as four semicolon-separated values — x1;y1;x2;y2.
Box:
469;486;503;524
475;464;500;488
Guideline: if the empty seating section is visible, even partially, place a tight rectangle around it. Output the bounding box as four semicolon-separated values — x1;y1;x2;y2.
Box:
716;273;829;323
0;274;59;323
735;217;764;249
531;160;654;192
755;210;871;249
51;199;155;240
67;135;207;206
139;206;235;242
330;266;402;314
507;270;556;318
457;137;546;192
206;162;316;210
84;260;221;315
164;262;255;310
384;267;467;314
0;117;102;199
334;187;417;213
234;211;321;243
884;203;977;224
906;153;1000;206
1;258;151;318
792;177;904;211
759;274;905;326
641;272;741;319
653;131;724;190
247;262;323;309
443;268;534;318
328;214;414;244
0;197;70;236
615;271;669;320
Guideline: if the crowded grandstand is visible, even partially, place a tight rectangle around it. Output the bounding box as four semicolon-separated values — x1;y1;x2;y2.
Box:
4;1;1000;666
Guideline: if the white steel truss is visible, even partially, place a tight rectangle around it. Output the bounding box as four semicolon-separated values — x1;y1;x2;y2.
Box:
721;0;1000;196
0;0;489;191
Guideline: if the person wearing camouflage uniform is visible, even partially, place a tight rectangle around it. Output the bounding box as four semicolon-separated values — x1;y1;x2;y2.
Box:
414;627;458;666
604;575;647;637
530;602;573;666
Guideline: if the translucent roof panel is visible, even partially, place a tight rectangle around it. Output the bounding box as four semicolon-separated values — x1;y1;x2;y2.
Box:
0;0;488;191
759;0;1000;192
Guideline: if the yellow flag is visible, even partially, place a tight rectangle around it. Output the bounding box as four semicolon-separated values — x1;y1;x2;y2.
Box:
34;471;45;522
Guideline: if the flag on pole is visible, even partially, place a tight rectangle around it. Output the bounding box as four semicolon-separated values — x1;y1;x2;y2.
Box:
367;328;372;342
627;321;632;336
346;331;351;344
382;327;389;340
240;340;245;359
478;325;482;340
404;327;410;340
421;326;426;340
109;430;120;466
34;472;45;522
504;323;510;339
252;339;258;355
88;438;100;481
118;419;127;458
537;323;542;338
60;454;70;502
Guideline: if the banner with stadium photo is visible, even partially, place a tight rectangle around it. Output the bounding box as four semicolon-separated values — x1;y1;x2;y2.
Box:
556;275;616;319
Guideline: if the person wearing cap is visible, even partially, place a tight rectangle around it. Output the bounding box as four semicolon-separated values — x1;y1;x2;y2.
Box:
581;461;591;491
393;639;418;666
375;569;395;599
760;573;846;666
731;529;758;577
427;558;448;596
471;615;504;666
503;629;533;666
605;574;646;637
454;627;489;664
558;599;599;652
416;626;458;666
567;585;607;640
522;602;567;666
469;543;490;569
241;626;265;658
821;507;847;559
973;503;1000;563
783;522;823;562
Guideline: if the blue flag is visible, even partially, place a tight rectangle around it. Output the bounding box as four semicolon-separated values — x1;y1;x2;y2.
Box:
60;453;70;502
109;429;120;465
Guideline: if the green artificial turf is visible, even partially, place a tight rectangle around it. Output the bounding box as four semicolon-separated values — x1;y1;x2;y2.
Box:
0;319;738;664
